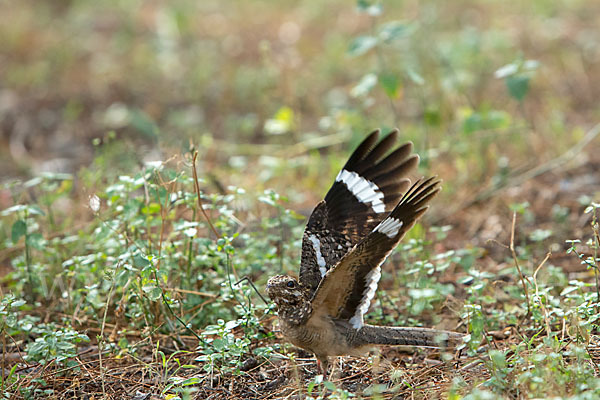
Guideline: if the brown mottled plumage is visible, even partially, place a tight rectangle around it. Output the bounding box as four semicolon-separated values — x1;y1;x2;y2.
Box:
266;130;464;373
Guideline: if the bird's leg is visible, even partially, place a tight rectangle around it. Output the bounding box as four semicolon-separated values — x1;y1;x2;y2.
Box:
316;356;329;378
329;357;342;381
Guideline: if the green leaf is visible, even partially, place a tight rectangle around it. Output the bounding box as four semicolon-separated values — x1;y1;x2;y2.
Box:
347;35;377;57
506;75;530;101
379;73;400;98
129;109;160;140
529;229;552;242
6;313;17;327
494;62;519;79
424;108;441;126
11;220;27;243
462;112;483;135
1;205;27;216
378;21;413;43
26;233;45;250
142;285;162;301
489;349;506;369
350;73;378;97
133;254;151;268
486;110;512;129
141;202;161;215
406;67;425;85
212;338;225;351
27;205;45;216
12;299;26;307
356;0;382;16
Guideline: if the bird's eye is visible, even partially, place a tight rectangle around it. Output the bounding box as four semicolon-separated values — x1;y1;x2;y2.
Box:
286;281;295;288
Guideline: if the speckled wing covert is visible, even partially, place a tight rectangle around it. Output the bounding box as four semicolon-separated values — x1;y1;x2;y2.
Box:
311;177;441;329
298;129;420;296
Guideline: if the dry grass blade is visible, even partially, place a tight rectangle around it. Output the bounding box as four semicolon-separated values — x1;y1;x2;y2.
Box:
532;251;552;338
510;211;531;316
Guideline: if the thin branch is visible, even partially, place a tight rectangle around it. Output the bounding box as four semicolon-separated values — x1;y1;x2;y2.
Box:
154;170;205;344
435;122;600;223
192;151;220;239
98;261;121;397
592;208;600;311
473;122;600;204
236;276;270;306
510;212;531;316
532;251;552;338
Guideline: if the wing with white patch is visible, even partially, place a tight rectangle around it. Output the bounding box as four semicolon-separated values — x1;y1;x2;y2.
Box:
299;129;419;296
310;177;441;329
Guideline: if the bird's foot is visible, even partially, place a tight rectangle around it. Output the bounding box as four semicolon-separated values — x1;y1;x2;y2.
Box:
316;358;329;379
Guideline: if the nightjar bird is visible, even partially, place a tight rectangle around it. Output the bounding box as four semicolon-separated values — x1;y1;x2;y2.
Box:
266;129;464;373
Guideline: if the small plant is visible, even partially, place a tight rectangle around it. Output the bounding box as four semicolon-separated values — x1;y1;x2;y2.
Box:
24;323;89;366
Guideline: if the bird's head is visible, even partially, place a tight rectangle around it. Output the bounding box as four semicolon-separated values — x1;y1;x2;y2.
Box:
266;275;307;308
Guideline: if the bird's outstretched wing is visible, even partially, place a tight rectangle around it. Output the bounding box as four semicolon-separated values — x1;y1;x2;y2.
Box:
310;177;441;329
298;129;419;296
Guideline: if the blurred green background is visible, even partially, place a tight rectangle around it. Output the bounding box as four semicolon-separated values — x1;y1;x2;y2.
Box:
2;1;600;397
2;0;599;203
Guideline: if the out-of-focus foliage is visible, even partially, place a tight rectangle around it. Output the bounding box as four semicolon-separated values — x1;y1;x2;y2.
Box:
1;0;600;398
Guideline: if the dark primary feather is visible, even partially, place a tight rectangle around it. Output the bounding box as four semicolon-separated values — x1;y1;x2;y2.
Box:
299;129;420;296
310;178;442;326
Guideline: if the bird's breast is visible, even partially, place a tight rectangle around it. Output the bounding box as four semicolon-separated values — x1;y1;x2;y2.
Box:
280;312;358;358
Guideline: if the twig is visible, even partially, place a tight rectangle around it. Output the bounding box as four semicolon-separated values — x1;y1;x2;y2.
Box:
153;172;187;344
225;252;247;314
435;121;600;224
532;251;552;338
168;287;217;298
235;276;270;306
192;151;219;239
154;170;206;344
510;212;531;316
98;261;121;397
473;122;600;204
592;209;600;312
191;150;249;315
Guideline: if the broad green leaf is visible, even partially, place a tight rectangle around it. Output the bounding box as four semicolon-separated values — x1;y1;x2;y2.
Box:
142;285;162;301
379;73;400;98
494;62;519;78
489;350;506;369
1;205;27;216
12;299;26;307
26;233;45;250
463;112;483;135
424;108;441;126
506;75;530;101
408;288;436;299
11;220;27;243
486;110;512;129
133;254;151;268
347;35;377;57
406;67;425;85
141;202;161;215
529;229;552;242
356;0;382;16
24;177;43;188
129;109;160;140
28;205;45;216
378;21;413;43
350;73;378;97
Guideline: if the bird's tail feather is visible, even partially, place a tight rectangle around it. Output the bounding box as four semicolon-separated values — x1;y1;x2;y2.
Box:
358;324;464;348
